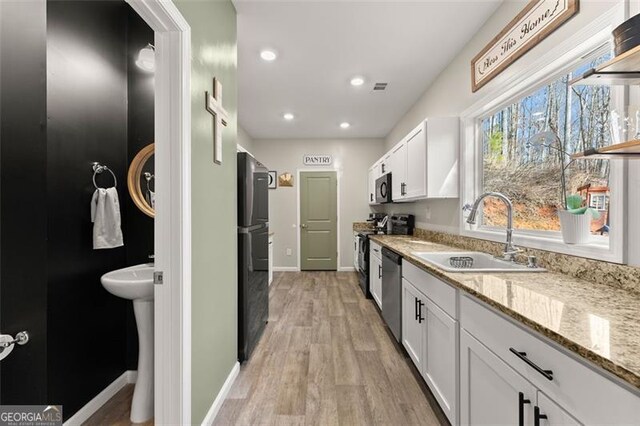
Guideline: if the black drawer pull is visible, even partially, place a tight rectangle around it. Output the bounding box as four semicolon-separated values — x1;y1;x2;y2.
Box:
414;297;419;321
518;392;531;426
378;265;382;279
509;348;553;381
534;406;548;426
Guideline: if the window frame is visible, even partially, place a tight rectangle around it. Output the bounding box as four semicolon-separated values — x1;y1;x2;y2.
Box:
460;5;626;263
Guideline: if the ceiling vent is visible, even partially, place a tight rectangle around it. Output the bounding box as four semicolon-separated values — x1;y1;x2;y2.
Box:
373;82;388;91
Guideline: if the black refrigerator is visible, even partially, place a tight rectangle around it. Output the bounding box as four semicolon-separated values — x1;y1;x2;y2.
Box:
237;152;269;362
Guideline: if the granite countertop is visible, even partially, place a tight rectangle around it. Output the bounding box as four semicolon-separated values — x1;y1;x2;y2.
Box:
369;234;640;390
353;222;375;232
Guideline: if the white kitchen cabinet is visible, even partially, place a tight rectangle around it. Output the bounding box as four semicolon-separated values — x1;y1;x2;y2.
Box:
368;165;377;205
268;234;274;286
380;152;391;175
423;297;458;424
390;142;406;201
535;392;581;426
402;278;425;369
390;117;459;202
460;329;537;426
402;264;459;425
369;242;382;308
353;232;360;271
461;295;640;425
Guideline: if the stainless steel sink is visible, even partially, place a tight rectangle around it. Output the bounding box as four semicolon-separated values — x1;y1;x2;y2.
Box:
411;251;546;273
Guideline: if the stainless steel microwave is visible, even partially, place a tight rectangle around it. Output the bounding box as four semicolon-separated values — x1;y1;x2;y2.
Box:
375;173;392;204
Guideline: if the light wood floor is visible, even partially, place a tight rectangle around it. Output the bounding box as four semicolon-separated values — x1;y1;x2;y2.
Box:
214;271;446;426
82;384;153;426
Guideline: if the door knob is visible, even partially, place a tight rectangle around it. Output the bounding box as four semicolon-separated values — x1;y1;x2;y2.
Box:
301;224;307;229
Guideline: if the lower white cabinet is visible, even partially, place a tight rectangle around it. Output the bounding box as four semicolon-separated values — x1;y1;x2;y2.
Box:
402;278;424;368
402;272;458;425
423;297;458;424
460;329;537;426
353;233;359;271
536;392;581;426
460;295;640;425
268;234;273;285
370;254;382;308
369;242;382;308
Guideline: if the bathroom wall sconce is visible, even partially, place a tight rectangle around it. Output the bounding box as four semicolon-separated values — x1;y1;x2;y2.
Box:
136;44;155;72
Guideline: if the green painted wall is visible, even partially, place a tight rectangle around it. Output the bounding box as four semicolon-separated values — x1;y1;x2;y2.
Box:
172;0;238;423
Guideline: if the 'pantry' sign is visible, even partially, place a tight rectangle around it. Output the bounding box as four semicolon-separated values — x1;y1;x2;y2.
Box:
303;155;333;166
471;0;579;92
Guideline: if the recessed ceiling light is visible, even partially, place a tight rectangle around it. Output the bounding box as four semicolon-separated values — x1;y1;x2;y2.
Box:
260;50;277;61
283;113;294;121
340;122;351;129
350;76;365;86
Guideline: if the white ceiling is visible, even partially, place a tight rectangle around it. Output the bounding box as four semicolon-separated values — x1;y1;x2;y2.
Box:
235;0;502;140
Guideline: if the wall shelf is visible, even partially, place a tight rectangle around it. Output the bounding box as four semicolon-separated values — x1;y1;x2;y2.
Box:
571;139;640;159
569;44;640;86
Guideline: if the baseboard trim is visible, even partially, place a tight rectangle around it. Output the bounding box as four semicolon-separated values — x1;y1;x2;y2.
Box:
201;361;240;425
64;370;137;426
338;266;356;272
273;266;299;272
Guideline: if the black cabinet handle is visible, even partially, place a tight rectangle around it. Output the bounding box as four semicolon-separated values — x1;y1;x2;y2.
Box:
414;297;419;321
518;392;531;426
378;265;382;279
381;164;385;173
418;300;425;323
370;193;373;202
534;406;548;426
509;348;553;381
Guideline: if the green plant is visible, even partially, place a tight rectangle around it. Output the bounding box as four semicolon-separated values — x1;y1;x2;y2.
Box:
566;194;583;210
565;194;601;218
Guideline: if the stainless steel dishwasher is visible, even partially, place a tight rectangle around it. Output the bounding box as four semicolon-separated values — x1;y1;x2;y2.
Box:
381;247;402;342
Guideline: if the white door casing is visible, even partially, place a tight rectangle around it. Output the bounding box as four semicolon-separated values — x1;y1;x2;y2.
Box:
124;1;191;424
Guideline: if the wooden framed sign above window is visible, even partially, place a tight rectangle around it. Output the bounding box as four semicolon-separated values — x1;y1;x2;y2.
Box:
471;0;579;92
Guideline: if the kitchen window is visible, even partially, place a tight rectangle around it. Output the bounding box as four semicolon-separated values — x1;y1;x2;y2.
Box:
479;52;613;236
461;11;627;263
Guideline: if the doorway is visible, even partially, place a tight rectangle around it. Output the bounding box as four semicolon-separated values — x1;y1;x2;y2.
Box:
0;0;190;424
299;171;338;271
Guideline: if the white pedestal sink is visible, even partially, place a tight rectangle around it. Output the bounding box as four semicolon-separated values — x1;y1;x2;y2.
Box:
101;264;154;423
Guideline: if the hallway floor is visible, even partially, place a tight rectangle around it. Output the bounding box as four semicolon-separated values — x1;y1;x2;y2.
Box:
214;271;444;426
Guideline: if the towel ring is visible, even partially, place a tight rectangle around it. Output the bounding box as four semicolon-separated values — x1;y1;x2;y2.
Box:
92;163;117;189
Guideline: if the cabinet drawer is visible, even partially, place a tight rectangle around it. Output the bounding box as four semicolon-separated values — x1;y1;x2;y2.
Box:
370;241;382;260
460;295;640;424
402;260;457;318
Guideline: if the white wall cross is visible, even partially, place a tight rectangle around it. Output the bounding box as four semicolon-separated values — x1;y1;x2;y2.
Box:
205;77;229;164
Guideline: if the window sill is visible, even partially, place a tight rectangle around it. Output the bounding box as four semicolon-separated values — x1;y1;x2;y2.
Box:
460;227;622;264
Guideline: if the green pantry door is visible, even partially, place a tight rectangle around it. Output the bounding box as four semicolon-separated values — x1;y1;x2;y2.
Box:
300;171;338;270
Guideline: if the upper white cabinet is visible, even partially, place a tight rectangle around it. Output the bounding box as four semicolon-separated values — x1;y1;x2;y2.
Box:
367;165;376;205
392;117;459;202
368;117;459;205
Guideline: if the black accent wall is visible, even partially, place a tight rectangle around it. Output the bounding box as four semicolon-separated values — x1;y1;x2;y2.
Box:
0;0;154;419
46;1;130;417
0;0;49;405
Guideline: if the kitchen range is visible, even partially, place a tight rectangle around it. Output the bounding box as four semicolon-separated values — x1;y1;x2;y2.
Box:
356;214;414;300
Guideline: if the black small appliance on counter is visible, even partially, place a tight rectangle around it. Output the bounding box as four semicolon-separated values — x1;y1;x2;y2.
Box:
390;214;415;235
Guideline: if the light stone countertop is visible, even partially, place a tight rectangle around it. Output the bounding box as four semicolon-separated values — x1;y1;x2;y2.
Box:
369;234;640;390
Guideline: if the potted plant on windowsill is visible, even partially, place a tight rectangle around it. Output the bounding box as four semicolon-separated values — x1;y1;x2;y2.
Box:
527;131;601;245
557;194;601;245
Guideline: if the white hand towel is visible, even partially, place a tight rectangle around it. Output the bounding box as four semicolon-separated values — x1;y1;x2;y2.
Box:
91;187;124;249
